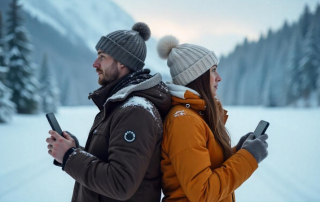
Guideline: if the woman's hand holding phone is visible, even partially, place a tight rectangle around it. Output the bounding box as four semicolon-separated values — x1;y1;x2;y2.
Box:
241;133;269;164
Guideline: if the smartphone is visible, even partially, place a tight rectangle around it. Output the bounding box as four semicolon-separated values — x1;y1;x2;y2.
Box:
46;113;63;136
253;120;269;138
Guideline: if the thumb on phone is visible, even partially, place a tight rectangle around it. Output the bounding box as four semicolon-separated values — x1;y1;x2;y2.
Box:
63;131;72;140
63;131;77;148
246;133;255;140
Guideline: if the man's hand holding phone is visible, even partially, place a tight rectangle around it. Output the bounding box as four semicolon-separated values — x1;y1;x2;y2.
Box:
46;130;76;163
45;113;76;164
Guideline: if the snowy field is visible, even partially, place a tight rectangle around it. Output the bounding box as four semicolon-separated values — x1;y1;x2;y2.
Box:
0;106;319;202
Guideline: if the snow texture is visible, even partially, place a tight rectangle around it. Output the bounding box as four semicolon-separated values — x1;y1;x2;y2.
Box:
0;106;319;201
0;28;15;123
0;82;16;123
70;150;95;159
79;150;95;158
8;46;21;57
0;66;8;73
122;96;155;118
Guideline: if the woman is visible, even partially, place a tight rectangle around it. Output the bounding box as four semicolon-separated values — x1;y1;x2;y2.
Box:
157;36;269;202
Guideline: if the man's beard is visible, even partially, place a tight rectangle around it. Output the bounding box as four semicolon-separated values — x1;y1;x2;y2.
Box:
98;61;120;86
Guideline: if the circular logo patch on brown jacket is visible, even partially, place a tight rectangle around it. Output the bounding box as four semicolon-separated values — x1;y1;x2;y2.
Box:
124;131;136;142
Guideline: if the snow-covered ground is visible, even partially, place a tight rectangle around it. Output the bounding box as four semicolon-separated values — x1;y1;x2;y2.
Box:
0;106;319;201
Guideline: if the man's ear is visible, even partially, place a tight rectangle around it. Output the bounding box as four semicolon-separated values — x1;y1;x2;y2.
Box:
117;62;131;76
118;62;125;69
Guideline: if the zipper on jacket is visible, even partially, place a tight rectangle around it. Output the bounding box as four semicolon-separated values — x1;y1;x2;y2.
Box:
85;107;106;150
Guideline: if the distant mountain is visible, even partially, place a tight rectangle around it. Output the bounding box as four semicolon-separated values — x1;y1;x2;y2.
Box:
0;0;169;106
218;5;320;107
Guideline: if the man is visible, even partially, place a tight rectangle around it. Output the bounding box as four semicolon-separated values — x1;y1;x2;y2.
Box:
45;22;171;202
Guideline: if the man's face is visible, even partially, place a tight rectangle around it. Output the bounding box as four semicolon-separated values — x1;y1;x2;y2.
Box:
93;50;120;86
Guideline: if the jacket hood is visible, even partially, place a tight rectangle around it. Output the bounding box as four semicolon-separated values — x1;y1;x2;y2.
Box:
114;73;172;118
165;81;206;111
90;73;171;119
165;81;228;123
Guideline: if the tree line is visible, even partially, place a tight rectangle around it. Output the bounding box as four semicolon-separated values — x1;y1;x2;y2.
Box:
219;5;320;107
0;0;59;123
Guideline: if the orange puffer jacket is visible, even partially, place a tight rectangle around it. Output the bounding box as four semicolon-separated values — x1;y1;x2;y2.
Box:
161;83;258;202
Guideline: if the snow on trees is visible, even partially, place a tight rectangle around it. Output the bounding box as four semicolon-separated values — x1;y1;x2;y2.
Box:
286;29;302;106
298;6;320;107
39;54;60;113
315;5;320;106
5;0;40;114
0;10;16;123
218;5;320;107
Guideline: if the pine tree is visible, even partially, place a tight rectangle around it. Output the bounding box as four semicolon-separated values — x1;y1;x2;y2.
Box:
286;29;302;106
270;30;288;107
5;0;40;114
298;13;320;107
39;53;59;113
0;11;16;123
262;29;277;107
299;5;312;38
250;34;266;105
314;4;320;106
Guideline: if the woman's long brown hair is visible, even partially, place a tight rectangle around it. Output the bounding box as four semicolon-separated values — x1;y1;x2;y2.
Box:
186;70;232;160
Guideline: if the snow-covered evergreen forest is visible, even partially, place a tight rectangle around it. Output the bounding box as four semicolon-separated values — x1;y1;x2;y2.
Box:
0;1;319;201
0;0;172;106
218;5;320;107
1;0;319;124
0;11;15;123
0;0;59;122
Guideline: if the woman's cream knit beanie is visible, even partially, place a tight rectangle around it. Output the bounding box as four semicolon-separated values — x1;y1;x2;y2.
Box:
157;35;219;86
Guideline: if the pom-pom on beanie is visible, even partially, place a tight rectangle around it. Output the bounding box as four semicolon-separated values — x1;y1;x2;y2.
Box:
157;35;219;86
95;22;151;71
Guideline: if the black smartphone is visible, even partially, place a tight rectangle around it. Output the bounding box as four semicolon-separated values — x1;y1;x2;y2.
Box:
253;120;269;138
46;113;63;136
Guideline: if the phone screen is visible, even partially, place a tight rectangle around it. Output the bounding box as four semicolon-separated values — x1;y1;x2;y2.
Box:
46;113;63;136
253;120;269;138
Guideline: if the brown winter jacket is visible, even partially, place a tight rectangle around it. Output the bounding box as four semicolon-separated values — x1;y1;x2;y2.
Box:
64;73;171;202
161;83;258;202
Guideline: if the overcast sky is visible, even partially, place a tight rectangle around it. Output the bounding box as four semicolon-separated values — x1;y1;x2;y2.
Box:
114;0;320;57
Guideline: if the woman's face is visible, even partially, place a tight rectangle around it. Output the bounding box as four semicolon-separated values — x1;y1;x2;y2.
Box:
209;65;221;98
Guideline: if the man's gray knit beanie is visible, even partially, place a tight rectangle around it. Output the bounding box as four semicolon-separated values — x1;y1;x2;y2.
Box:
95;22;151;72
157;35;219;86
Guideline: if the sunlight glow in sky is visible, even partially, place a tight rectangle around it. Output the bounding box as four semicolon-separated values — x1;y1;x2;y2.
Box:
114;0;320;57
